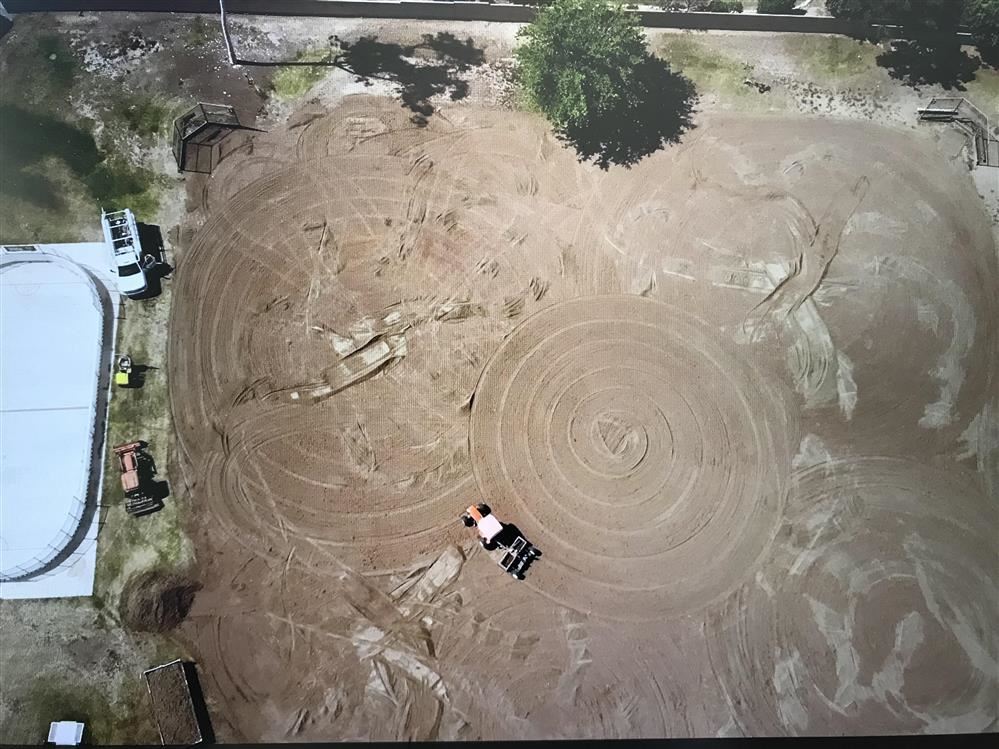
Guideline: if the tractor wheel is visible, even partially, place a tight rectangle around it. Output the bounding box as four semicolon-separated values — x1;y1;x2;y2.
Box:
478;503;491;516
461;514;475;528
480;538;497;551
512;571;525;581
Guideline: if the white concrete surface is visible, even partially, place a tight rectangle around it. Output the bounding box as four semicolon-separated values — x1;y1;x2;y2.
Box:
0;243;120;599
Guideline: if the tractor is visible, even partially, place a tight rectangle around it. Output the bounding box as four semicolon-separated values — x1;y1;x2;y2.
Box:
460;503;541;580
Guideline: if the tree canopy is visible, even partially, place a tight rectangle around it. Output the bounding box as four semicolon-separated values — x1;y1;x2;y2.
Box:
965;0;999;62
516;0;648;134
825;0;962;31
515;0;695;167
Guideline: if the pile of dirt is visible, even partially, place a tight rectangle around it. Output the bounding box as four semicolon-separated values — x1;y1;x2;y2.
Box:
120;571;200;633
144;661;202;745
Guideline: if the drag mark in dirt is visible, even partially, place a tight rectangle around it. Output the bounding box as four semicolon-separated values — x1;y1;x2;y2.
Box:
705;457;998;735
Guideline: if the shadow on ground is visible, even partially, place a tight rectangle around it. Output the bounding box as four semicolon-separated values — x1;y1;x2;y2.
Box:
334;33;485;124
561;56;697;170
131;222;173;299
0;103;101;210
240;32;486;124
876;39;982;91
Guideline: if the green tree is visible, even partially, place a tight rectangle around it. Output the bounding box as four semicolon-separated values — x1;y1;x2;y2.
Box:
966;0;999;63
515;0;695;166
516;0;648;135
757;0;797;13
826;0;962;31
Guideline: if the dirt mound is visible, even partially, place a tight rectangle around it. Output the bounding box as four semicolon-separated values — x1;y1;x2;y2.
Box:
120;571;200;633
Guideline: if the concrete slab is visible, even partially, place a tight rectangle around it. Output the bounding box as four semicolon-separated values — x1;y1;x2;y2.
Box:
0;245;119;598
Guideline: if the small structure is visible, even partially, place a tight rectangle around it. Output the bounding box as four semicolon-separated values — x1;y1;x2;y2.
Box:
47;721;84;746
143;660;204;746
172;102;241;174
918;97;999;167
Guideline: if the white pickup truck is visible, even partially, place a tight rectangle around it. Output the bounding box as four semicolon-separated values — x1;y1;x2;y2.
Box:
101;208;149;297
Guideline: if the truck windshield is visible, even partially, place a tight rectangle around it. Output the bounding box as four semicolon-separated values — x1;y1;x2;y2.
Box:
119;263;142;277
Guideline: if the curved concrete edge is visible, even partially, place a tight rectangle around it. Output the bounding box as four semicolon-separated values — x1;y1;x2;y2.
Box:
0;254;114;583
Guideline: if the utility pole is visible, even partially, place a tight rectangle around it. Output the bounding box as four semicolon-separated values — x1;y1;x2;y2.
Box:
219;0;237;65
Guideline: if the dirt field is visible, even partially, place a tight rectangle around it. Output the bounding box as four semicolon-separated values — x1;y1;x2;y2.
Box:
168;94;998;739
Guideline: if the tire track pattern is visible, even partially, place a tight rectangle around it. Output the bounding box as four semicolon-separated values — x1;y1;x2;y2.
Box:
705;457;999;735
469;295;797;620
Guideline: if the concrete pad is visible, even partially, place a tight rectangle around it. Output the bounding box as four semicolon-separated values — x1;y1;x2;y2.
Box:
0;246;118;598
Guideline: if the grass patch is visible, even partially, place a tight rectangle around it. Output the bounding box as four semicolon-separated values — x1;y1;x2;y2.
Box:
269;46;337;100
965;64;999;114
35;34;77;92
95;292;194;614
112;96;172;141
4;673;158;745
0;103;166;229
85;156;167;216
782;35;879;83
657;34;753;100
185;15;215;47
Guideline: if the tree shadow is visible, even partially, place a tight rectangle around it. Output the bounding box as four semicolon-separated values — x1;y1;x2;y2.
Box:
332;32;486;124
0;103;102;210
127;222;174;299
876;39;981;91
559;55;697;169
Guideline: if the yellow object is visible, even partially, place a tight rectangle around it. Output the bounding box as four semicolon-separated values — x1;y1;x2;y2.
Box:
115;372;130;386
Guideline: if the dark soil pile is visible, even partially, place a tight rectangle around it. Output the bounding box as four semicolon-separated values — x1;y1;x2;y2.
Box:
120;571;200;633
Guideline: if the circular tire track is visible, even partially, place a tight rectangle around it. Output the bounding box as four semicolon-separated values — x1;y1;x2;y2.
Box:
706;457;999;735
469;294;796;621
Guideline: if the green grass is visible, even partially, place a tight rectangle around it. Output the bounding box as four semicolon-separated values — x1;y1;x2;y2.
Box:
85;157;167;216
782;35;879;83
35;34;77;92
269;46;337;100
6;673;159;745
94;295;194;614
965;64;999;114
112;96;172;140
657;34;755;100
0;103;166;239
185;15;215;47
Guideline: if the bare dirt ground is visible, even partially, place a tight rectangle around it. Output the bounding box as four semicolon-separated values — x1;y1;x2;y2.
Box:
3;10;999;743
169;95;998;739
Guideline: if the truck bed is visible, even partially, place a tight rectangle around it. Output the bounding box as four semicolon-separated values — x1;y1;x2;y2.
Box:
143;660;202;746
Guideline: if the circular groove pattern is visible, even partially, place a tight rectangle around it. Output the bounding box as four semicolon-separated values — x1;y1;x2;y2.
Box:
705;458;998;735
469;294;795;620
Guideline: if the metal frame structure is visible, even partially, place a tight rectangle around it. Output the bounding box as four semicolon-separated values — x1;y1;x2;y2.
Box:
172;102;241;174
918;97;999;168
